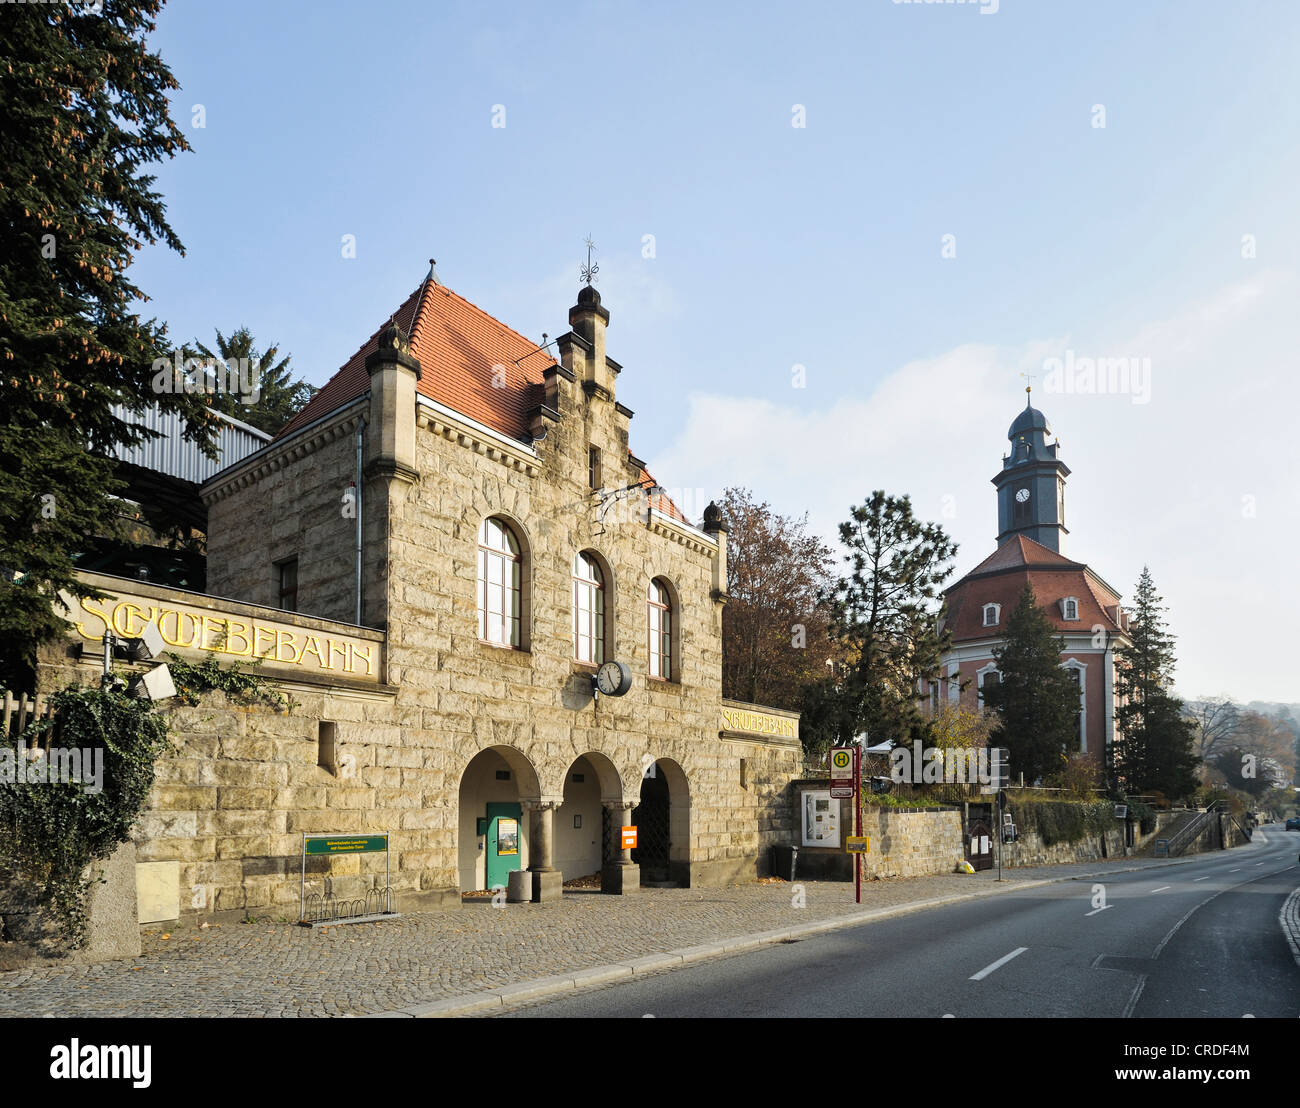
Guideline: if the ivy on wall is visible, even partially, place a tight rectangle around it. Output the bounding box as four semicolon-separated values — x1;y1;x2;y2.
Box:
163;651;291;710
1007;798;1115;846
2;657;291;953
0;686;171;950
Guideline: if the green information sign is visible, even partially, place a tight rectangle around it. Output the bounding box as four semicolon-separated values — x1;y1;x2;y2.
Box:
304;834;388;856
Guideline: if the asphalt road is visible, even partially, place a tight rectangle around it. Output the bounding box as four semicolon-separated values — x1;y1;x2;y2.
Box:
499;825;1300;1018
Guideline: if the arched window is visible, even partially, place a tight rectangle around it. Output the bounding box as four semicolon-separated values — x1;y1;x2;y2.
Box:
573;552;605;664
982;603;1000;627
478;517;521;647
647;578;673;679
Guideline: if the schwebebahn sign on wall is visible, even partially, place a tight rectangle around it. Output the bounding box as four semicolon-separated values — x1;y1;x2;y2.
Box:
63;573;381;683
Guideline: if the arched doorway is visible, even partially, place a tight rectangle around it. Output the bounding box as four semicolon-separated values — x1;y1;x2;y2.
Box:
457;746;541;893
556;752;621;883
633;758;690;887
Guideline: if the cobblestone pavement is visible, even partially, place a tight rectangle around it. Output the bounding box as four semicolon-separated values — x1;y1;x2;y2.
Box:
0;855;1199;1018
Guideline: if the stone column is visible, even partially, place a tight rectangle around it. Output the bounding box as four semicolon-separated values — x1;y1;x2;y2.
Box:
601;799;640;895
523;800;562;903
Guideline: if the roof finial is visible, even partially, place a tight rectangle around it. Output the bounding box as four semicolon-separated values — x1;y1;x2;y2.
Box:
580;235;599;286
427;258;441;286
1020;371;1035;405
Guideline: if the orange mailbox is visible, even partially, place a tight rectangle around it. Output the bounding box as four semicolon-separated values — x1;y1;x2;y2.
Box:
620;825;638;850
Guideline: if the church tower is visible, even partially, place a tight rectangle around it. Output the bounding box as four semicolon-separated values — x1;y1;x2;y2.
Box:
992;388;1070;553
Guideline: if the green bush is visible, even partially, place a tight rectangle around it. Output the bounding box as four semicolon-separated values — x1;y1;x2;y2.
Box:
1125;797;1157;836
1009;798;1114;846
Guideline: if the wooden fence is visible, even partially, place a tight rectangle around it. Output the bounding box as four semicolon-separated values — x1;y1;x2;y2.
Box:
1;690;56;741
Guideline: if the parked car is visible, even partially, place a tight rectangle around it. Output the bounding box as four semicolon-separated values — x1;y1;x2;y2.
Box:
1285;817;1300;831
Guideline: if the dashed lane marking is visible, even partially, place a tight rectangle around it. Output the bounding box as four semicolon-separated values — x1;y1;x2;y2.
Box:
969;947;1028;981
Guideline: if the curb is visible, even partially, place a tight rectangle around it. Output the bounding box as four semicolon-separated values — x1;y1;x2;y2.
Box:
369;850;1237;1019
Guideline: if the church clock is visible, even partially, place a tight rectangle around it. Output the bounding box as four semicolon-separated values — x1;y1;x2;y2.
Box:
1013;486;1031;525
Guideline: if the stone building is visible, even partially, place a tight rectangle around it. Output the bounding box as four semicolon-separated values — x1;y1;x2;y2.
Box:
42;265;803;923
931;390;1133;769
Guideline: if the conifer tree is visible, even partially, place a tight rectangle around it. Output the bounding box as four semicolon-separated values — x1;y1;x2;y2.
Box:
0;1;214;688
1112;567;1199;797
193;327;316;435
981;584;1081;783
826;491;957;746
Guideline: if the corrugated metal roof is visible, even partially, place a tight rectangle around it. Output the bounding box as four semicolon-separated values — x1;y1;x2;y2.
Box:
109;403;271;485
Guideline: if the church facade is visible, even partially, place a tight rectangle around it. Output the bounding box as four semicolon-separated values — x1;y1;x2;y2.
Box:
932;393;1132;770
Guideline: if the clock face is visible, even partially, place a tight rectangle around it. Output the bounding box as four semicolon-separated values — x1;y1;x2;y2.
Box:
1015;488;1031;503
596;661;629;696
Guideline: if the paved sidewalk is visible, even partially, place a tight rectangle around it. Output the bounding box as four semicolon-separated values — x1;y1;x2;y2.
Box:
0;853;1205;1018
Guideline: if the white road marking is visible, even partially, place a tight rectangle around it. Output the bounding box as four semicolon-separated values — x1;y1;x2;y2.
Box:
1121;976;1147;1019
1085;904;1112;917
1279;887;1300;970
970;947;1028;981
1154;862;1298;959
1151;886;1171;892
1256;862;1265;866
1229;868;1241;872
1193;876;1210;882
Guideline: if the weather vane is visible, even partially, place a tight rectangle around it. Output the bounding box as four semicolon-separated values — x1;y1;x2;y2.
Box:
580;235;599;286
1019;370;1036;396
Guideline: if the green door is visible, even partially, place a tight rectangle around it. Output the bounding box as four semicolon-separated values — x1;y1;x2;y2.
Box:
485;802;522;890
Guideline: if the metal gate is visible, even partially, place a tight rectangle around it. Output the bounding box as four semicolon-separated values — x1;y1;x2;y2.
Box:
632;771;670;882
967;819;994;871
601;805;619;864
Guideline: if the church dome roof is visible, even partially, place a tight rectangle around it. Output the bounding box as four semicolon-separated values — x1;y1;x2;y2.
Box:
1009;402;1049;438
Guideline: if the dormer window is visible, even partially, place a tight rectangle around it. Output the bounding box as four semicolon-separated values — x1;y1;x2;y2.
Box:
1061;596;1079;621
982;603;1001;627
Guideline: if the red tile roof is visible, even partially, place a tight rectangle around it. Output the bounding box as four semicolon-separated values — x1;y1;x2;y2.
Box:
944;536;1124;642
963;534;1082;575
275;274;688;523
638;465;687;523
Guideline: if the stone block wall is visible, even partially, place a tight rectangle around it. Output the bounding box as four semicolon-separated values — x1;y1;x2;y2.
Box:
788;791;966;881
205;402;365;624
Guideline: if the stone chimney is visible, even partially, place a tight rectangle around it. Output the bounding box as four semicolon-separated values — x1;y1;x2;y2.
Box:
702;501;730;608
363;322;421;483
559;285;616;400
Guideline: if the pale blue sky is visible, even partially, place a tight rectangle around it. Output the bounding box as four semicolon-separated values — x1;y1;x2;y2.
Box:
134;0;1300;702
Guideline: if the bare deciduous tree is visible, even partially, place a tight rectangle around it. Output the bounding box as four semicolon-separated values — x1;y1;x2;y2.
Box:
718;487;837;711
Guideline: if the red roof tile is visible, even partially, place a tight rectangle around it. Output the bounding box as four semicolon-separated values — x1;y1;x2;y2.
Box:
944;537;1124;642
963;534;1082;576
275;274;688;523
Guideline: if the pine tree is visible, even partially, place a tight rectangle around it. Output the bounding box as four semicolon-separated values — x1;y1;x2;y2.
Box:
981;584;1081;783
194;327;316;434
0;2;215;688
826;491;957;746
1112;567;1200;797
